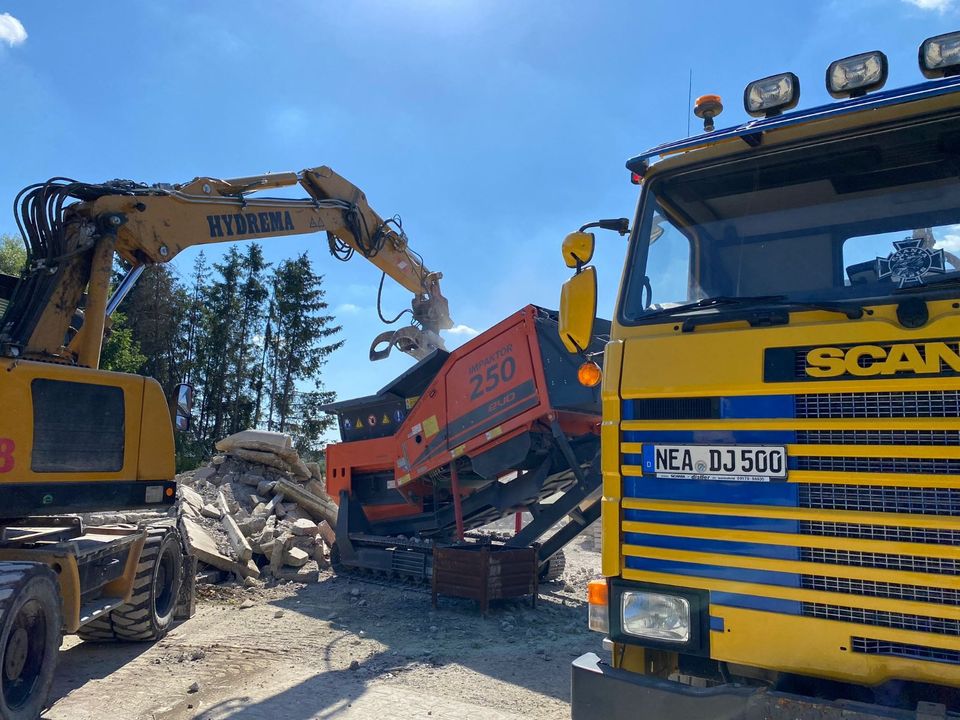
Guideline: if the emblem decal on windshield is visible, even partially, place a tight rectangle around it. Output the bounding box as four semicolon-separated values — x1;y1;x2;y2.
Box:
876;236;946;288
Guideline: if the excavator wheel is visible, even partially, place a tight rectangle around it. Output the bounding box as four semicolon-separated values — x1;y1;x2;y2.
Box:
0;562;62;720
538;550;566;584
78;526;183;643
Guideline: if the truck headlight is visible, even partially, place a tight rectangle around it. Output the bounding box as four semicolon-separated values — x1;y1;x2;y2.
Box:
621;591;691;642
743;72;800;118
826;51;887;98
920;31;960;78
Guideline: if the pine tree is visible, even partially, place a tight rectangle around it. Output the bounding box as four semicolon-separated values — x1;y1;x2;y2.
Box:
226;244;269;434
266;253;343;452
100;311;147;374
200;247;243;444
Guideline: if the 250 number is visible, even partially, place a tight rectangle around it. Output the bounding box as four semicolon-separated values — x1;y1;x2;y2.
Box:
469;357;516;400
0;438;14;473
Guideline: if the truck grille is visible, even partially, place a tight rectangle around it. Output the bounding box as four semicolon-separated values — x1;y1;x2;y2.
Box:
622;385;960;675
800;520;960;545
797;456;960;474
801;575;960;605
852;637;960;665
799;484;960;515
803;603;960;635
796;390;960;419
795;429;960;445
801;547;960;575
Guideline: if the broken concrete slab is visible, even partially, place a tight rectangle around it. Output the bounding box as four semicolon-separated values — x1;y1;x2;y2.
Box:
181;517;259;579
290;518;318;536
221;513;253;563
284;546;310;567
274;478;338;525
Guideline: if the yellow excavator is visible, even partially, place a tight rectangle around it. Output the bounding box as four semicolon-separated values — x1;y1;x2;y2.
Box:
0;166;451;718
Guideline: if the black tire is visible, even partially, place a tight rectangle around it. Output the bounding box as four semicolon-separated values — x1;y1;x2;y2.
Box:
78;526;183;643
0;562;62;720
538;550;566;583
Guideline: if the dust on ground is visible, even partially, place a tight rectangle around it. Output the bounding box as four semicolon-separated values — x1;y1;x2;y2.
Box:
44;532;601;720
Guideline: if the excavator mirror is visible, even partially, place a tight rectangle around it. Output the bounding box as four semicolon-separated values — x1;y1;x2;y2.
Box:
562;232;596;269
559;266;597;354
174;383;194;432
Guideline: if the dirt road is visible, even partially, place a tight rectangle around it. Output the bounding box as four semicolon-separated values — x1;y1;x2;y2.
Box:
44;537;600;720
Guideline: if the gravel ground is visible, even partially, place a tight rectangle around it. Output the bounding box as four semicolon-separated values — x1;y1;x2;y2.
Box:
44;531;601;720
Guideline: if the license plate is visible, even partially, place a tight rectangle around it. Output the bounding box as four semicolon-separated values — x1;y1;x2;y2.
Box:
643;444;787;482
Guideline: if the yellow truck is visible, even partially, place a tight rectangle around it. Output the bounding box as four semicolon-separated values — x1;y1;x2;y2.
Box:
561;32;960;719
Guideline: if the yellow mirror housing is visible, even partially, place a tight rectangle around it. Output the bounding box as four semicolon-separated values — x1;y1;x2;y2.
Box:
559;266;597;353
562;231;596;269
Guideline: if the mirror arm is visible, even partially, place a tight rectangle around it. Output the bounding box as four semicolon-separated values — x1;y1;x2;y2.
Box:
579;218;630;236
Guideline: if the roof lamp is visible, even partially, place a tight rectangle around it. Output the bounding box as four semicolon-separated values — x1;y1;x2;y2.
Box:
920;31;960;78
743;72;800;118
826;51;888;98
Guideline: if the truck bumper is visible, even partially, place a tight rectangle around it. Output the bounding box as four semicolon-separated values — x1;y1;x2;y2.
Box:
571;653;939;720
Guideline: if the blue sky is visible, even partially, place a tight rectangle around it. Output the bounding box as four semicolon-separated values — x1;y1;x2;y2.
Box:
1;0;958;425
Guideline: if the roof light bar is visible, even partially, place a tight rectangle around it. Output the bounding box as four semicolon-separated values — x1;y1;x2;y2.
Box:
920;31;960;78
826;51;888;98
743;72;800;118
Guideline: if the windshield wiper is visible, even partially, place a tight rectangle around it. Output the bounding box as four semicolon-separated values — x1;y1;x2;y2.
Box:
643;295;784;318
664;296;866;333
647;295;863;321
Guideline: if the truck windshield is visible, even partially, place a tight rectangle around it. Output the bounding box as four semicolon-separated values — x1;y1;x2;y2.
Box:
621;113;960;322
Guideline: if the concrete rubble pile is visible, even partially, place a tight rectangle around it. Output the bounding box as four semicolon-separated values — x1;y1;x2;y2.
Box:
174;430;339;583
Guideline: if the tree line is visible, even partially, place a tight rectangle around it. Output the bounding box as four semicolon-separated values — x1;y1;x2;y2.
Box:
0;234;343;468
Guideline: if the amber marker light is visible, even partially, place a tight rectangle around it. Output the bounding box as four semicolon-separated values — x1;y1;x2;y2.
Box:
578;361;602;387
693;94;724;131
165;487;175;497
587;579;610;632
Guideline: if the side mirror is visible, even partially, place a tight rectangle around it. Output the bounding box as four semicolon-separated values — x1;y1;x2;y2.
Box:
559;266;597;353
173;383;194;432
562;232;596;269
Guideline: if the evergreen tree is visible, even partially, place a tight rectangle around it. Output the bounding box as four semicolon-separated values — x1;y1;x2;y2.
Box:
199;247;243;444
100;312;147;374
120;265;190;393
226;244;269;434
266;253;342;452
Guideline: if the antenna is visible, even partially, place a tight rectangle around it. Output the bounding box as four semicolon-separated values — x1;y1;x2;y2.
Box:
687;69;693;137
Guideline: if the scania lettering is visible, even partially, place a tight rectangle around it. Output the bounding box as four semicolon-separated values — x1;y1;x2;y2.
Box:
559;34;960;720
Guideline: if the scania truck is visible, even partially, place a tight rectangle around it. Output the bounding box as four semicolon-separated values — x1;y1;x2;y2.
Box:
560;31;960;719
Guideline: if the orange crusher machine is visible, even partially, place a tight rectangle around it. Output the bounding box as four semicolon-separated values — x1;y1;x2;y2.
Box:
323;305;606;581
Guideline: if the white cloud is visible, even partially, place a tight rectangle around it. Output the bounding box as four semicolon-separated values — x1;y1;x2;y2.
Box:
0;13;26;47
902;0;953;11
445;324;479;337
938;233;960;253
336;303;362;314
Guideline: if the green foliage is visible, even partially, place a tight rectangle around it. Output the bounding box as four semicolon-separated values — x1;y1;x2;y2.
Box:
0;234;26;276
100;312;146;374
112;245;342;467
265;253;343;452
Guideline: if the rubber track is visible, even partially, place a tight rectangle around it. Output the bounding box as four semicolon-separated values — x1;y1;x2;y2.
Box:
539;550;566;583
77;526;173;642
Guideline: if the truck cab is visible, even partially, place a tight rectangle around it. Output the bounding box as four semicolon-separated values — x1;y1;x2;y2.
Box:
564;33;960;720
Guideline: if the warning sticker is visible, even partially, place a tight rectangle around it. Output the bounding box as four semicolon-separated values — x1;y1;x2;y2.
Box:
423;415;440;439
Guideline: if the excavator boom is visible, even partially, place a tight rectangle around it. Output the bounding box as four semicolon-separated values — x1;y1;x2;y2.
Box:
1;166;452;367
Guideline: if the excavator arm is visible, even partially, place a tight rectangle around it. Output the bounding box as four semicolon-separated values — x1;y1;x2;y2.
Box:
1;166;452;367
